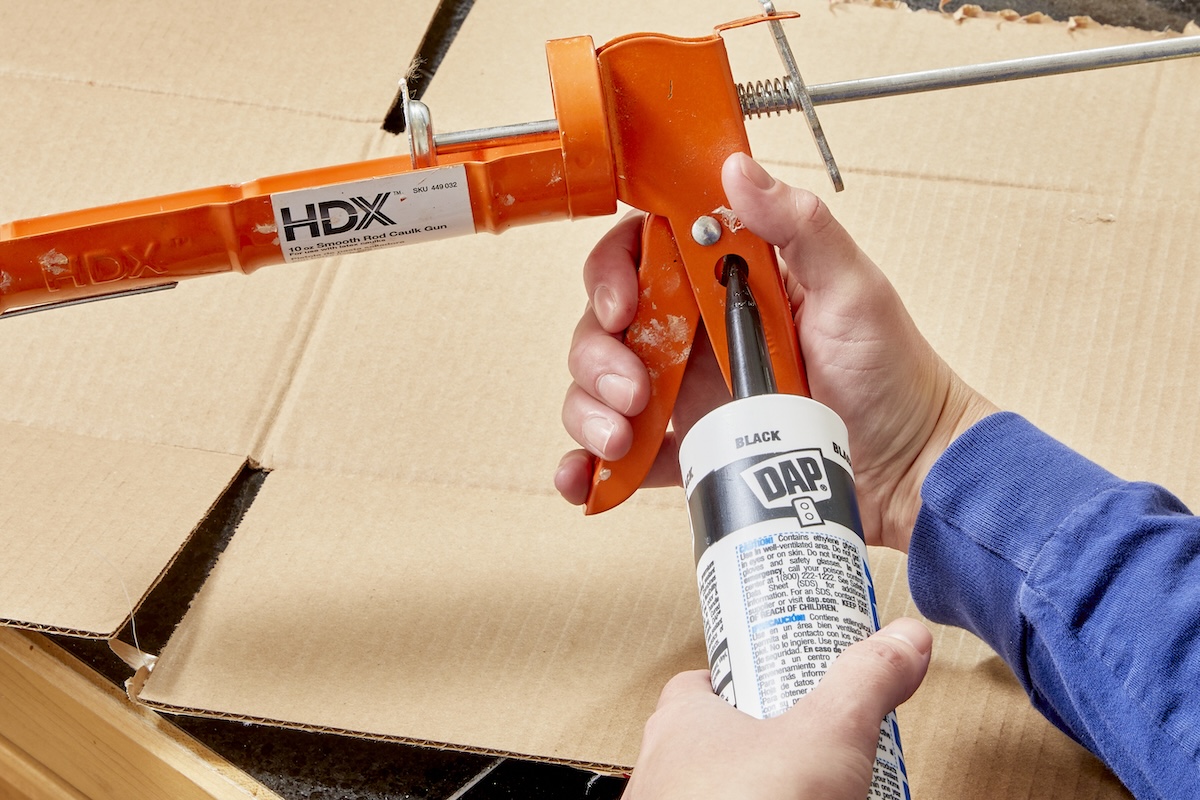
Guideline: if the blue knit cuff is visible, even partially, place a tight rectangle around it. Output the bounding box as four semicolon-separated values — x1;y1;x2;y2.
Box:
907;412;1120;670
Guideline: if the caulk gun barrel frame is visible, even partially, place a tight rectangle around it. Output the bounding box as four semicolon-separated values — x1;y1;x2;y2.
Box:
432;36;1200;148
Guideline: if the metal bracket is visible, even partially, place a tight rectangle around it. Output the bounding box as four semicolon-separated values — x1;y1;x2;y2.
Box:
401;81;437;169
753;1;843;191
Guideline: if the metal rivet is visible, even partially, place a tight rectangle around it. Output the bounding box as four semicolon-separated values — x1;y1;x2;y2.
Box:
691;216;722;246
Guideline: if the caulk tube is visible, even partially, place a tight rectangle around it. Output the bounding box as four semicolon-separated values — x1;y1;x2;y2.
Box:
678;256;910;800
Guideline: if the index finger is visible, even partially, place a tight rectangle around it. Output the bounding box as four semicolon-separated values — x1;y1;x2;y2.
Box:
583;211;644;333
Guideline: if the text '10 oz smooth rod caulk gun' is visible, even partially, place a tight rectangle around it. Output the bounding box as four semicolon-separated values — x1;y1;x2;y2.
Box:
678;256;908;799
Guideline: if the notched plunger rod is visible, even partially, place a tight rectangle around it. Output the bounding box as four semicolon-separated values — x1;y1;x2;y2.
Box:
777;36;1200;109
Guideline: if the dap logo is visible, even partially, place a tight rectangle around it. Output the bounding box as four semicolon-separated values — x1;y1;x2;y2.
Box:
279;192;400;242
740;449;832;525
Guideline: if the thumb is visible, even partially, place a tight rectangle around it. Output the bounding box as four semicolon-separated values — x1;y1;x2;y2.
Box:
797;618;932;741
720;152;869;295
653;669;719;710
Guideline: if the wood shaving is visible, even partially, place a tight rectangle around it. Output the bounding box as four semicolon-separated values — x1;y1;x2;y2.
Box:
827;0;1121;32
829;0;908;10
953;4;984;23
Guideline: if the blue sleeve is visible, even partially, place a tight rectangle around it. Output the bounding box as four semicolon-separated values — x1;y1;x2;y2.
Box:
908;412;1200;800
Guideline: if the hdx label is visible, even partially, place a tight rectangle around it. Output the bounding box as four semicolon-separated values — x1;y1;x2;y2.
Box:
269;165;475;262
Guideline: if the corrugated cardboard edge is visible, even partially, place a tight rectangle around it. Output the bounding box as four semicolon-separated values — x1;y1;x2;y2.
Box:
132;701;631;777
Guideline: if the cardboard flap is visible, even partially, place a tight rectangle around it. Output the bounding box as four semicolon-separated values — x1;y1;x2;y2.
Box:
140;468;1132;791
0;420;244;637
0;1;439;140
0;72;341;634
139;472;703;770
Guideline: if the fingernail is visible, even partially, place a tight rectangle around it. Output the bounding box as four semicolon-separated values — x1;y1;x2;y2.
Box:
877;619;931;656
598;374;636;415
582;415;615;456
736;152;775;191
592;285;618;325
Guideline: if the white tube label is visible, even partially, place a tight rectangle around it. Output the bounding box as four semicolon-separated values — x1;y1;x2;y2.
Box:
680;395;910;800
269;165;475;262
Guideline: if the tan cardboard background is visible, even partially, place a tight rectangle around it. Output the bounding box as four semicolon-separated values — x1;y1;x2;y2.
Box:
0;421;243;636
2;0;1197;795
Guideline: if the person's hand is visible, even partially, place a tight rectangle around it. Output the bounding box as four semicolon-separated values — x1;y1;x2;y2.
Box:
622;618;932;800
556;153;996;552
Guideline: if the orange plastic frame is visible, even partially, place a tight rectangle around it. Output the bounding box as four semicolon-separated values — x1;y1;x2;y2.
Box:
0;15;809;514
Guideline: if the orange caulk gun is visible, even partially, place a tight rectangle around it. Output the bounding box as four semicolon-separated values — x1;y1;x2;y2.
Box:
3;4;1198;514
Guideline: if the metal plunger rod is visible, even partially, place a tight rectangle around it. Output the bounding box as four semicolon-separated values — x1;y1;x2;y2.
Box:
792;37;1200;109
443;36;1200;148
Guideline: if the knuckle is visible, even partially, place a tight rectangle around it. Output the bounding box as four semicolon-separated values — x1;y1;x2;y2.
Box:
794;188;835;237
854;635;914;680
568;333;608;381
640;705;678;745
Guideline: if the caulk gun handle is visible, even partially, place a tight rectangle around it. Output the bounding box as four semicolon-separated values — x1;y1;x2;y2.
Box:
582;213;810;514
584;215;699;514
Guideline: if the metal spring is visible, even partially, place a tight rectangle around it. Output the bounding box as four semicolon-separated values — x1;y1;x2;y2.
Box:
737;77;799;118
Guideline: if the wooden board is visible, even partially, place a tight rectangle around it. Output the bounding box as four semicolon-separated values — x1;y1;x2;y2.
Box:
0;628;278;800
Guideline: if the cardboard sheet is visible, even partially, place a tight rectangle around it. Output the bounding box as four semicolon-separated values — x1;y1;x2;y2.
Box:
3;0;1198;795
0;421;243;637
140;475;705;768
139;1;1200;792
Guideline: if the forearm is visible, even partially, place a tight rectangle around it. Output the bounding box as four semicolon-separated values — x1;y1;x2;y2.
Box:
908;412;1200;799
